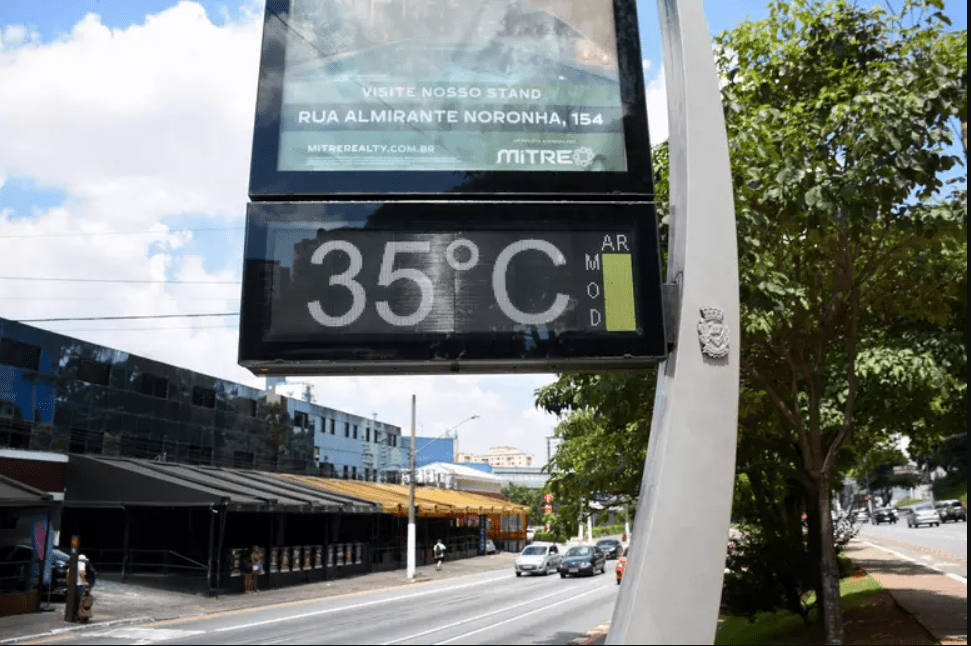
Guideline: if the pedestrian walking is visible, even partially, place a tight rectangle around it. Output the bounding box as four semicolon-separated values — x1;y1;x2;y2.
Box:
433;539;447;571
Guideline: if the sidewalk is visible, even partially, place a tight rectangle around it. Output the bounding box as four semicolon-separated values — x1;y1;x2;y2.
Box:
843;540;967;645
568;538;967;645
0;552;518;644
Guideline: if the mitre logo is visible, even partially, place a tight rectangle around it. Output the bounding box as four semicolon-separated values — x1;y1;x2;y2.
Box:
495;147;596;167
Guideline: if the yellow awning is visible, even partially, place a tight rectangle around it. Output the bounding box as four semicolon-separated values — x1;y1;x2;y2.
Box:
276;475;529;518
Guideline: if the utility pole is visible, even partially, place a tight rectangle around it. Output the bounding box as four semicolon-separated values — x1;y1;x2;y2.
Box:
407;395;417;579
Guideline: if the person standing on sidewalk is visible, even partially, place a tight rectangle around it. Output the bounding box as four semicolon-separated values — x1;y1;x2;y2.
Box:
434;540;447;571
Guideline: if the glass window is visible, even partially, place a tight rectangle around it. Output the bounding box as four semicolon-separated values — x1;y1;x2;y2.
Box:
192;386;216;408
0;338;41;371
139;374;169;399
344;422;350;437
77;359;111;386
294;411;310;428
353;425;358;439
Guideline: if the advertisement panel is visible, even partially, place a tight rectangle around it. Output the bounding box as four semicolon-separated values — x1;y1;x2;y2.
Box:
278;0;626;173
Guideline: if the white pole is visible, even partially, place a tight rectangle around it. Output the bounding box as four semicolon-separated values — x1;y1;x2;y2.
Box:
607;0;739;642
587;515;594;542
407;395;417;579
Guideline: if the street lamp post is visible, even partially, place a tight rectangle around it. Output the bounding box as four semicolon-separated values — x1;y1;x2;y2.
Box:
406;404;480;580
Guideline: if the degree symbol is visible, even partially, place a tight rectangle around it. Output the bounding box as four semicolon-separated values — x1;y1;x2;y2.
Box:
446;239;479;271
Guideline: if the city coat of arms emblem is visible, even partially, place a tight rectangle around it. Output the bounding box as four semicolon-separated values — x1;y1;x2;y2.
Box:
697;307;729;359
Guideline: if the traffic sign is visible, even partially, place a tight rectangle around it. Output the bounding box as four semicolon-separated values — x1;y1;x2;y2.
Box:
544;493;554;503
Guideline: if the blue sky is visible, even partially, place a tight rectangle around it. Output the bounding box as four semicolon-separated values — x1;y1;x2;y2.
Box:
0;0;966;460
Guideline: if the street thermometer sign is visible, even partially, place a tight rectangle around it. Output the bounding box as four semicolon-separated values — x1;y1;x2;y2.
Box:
239;0;665;375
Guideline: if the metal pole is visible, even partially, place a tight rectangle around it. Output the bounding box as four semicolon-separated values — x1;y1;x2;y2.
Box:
207;505;215;596
607;0;739;642
407;394;417;579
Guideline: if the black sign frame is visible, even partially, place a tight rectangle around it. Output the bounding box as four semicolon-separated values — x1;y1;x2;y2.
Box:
238;201;666;375
248;0;654;200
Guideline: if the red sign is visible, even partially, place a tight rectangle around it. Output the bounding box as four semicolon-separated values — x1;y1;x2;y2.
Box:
544;505;553;514
544;493;554;503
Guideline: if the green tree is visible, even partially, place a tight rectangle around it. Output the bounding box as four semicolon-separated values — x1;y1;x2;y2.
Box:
264;399;292;470
718;1;965;639
538;1;966;641
501;483;544;527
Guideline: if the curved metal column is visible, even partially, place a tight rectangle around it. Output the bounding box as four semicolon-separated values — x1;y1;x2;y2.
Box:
606;0;739;643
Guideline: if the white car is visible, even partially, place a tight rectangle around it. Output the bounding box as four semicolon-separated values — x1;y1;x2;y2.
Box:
514;543;561;577
904;503;940;528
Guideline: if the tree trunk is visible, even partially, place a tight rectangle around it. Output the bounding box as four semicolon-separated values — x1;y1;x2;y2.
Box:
816;472;843;644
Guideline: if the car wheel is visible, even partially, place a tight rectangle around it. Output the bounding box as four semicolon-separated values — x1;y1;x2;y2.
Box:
516;571;521;577
560;572;566;578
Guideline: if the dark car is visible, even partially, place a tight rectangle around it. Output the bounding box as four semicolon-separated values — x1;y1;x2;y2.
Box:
936;500;967;523
596;538;623;560
872;508;897;525
558;545;606;578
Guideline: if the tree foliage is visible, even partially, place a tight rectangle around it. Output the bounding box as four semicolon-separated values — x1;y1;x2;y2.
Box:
501;483;545;527
537;1;966;642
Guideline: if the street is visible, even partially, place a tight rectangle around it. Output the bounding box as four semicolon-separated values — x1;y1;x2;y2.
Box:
31;563;618;645
857;516;967;581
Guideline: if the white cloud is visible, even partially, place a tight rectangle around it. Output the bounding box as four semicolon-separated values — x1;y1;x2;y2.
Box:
0;3;262;224
645;68;668;145
0;1;562;461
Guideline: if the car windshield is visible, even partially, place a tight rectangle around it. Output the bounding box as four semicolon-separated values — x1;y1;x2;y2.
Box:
915;504;933;511
597;540;615;546
567;547;593;557
521;546;548;556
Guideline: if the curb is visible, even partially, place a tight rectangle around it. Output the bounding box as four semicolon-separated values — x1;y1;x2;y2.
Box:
567;620;610;645
0;616;154;645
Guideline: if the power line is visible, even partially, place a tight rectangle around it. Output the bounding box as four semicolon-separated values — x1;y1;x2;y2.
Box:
0;276;240;284
43;325;234;332
19;313;240;322
0;226;244;240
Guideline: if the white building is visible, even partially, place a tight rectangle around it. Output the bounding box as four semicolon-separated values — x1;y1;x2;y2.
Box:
402;462;505;496
457;446;536;468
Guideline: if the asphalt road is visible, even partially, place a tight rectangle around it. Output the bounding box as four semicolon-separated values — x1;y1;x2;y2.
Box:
857;515;967;581
50;564;619;645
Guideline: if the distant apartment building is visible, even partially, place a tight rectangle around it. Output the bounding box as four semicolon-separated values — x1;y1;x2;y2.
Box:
457;446;536;468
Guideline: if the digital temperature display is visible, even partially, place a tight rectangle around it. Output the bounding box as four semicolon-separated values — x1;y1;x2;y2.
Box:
239;202;666;374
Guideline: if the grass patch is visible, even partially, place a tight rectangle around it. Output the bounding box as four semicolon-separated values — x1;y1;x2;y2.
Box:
893;498;920;508
716;575;883;645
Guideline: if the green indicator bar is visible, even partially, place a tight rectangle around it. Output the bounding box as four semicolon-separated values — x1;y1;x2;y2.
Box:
603;253;637;332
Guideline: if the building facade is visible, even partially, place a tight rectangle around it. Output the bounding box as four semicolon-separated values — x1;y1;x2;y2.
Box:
0;317;405;479
457;445;536;468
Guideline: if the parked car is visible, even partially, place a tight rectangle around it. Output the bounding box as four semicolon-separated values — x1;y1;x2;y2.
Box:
615;546;629;585
904;503;940;528
935;500;967;523
485;540;499;555
596;538;623;560
514;542;561;576
872;508;897;525
558;545;606;578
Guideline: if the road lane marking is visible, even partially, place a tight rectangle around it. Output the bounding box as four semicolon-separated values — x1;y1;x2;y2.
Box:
84;628;204;644
212;573;510;633
383;581;612;644
433;582;615;644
